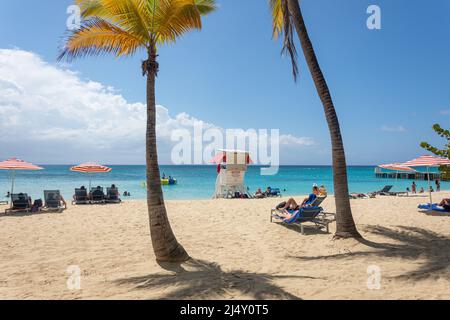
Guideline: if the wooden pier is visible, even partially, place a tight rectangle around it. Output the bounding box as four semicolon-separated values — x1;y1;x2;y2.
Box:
374;168;442;181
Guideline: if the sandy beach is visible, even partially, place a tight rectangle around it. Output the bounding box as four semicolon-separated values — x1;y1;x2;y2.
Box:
1;192;449;300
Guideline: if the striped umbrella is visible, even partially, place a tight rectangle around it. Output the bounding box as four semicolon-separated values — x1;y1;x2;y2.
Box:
70;162;112;190
402;155;450;206
379;163;417;185
379;163;416;172
0;158;44;195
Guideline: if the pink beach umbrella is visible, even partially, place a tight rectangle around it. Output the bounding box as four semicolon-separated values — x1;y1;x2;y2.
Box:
402;155;450;206
378;163;417;185
379;163;417;173
70;162;112;190
0;158;44;195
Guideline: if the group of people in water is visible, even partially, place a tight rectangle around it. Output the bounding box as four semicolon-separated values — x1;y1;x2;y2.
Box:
408;179;441;194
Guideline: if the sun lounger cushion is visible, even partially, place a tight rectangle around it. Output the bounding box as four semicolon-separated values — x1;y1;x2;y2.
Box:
418;204;450;213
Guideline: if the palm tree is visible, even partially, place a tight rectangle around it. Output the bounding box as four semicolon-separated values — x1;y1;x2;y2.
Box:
270;0;361;238
59;0;216;261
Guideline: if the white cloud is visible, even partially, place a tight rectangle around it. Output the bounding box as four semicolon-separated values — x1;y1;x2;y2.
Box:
0;49;314;164
441;109;450;115
279;134;315;146
380;125;406;133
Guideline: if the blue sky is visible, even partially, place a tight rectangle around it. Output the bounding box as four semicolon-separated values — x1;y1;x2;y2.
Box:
0;0;449;165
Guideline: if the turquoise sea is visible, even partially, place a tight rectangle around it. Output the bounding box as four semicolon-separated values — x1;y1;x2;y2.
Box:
0;165;448;201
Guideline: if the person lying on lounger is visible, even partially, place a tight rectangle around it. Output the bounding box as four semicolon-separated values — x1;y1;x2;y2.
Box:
438;199;450;212
277;186;320;219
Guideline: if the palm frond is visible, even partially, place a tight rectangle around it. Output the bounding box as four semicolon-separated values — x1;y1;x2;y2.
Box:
152;0;208;45
192;0;217;15
61;0;216;60
58;17;145;61
76;0;152;42
270;0;299;81
270;0;283;39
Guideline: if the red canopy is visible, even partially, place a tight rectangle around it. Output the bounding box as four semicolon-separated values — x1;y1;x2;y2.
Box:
70;162;112;173
210;151;253;165
402;155;450;167
0;158;43;171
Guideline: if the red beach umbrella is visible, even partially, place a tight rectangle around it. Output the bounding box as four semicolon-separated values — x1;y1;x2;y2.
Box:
70;162;112;190
0;158;43;195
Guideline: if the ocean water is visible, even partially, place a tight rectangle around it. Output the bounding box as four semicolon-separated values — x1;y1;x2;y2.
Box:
0;165;448;201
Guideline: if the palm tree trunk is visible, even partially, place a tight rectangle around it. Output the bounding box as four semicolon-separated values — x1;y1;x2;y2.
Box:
287;0;361;238
144;49;190;261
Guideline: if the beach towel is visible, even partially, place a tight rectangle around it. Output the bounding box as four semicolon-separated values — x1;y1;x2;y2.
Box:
273;207;323;225
418;204;450;213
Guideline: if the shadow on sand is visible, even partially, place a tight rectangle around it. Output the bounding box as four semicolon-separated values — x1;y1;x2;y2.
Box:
289;225;450;281
114;258;324;300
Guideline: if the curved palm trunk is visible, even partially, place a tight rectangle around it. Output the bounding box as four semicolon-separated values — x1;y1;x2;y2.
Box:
287;0;361;238
144;50;190;261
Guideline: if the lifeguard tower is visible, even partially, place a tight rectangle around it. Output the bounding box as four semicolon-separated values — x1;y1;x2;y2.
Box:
211;150;253;199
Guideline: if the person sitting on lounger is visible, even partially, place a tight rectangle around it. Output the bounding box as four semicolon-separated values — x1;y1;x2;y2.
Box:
254;188;265;199
438;199;450;212
280;186;320;214
49;192;67;208
319;185;328;197
73;186;88;201
17;193;32;208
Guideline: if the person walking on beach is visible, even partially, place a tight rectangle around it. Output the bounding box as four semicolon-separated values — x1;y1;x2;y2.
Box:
412;182;417;194
436;179;441;192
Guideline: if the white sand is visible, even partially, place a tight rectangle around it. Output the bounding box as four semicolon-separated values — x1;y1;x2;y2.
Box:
0;191;449;300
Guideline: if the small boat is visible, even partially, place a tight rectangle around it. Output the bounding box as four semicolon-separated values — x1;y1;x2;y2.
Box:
161;178;177;186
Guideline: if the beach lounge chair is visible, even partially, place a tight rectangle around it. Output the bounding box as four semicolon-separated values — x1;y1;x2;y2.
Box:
105;187;121;204
4;193;31;214
0;200;8;205
374;185;393;195
72;188;89;205
90;187;106;204
267;188;282;198
44;190;66;212
271;196;335;235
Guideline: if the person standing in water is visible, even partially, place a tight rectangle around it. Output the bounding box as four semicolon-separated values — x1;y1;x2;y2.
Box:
412;182;417;194
435;179;441;192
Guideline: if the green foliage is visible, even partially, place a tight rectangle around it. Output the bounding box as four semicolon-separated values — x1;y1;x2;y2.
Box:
421;124;450;179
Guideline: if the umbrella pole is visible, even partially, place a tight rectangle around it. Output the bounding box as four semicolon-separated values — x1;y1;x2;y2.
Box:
427;166;432;207
11;169;16;195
